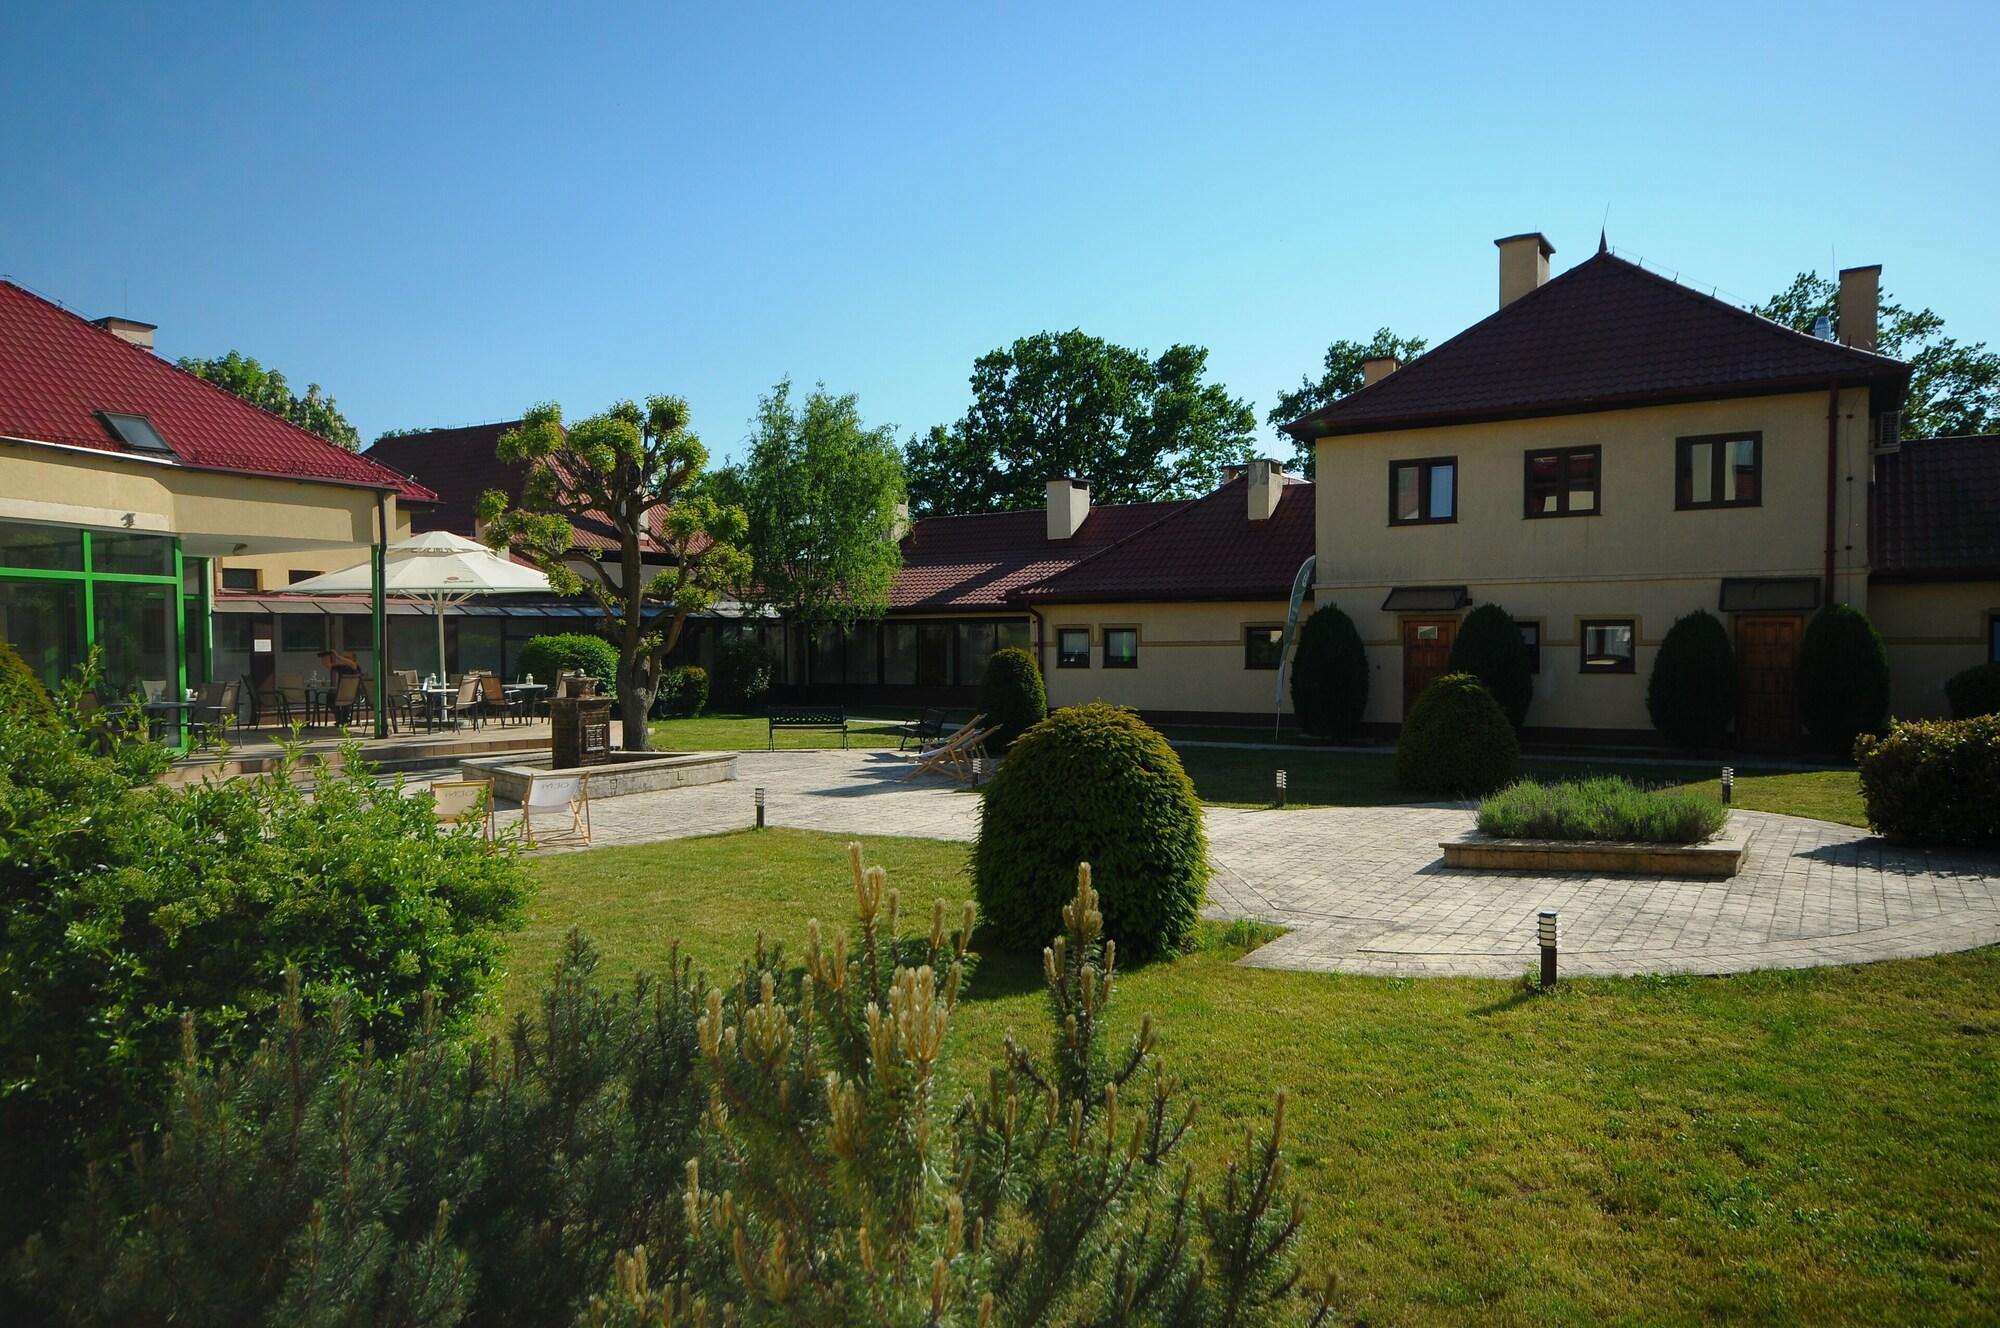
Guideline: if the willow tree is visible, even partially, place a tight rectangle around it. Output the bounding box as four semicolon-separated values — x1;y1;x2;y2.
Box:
480;396;749;751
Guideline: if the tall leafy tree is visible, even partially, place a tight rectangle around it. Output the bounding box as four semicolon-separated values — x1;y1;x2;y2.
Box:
178;350;362;451
1756;274;2000;439
1267;328;1428;478
479;397;750;751
714;380;905;631
905;330;1256;515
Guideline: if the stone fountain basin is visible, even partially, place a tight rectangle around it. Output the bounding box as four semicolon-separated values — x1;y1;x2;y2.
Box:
458;749;736;801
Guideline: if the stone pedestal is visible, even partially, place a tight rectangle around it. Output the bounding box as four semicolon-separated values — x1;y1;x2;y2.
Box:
550;696;613;768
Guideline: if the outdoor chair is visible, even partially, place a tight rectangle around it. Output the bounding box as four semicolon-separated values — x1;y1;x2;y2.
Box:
275;673;315;727
895;707;948;751
192;680;240;733
901;713;993;782
387;670;424;733
480;673;527;727
434;676;482;730
521;770;591;848
329;673;366;729
428;779;495;841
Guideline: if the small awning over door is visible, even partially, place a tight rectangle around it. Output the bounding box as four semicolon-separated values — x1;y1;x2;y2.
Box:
1381;585;1470;613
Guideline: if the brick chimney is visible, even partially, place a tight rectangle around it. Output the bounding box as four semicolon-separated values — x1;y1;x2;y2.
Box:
1495;232;1554;308
93;315;157;351
1361;355;1400;386
1838;265;1880;352
1046;478;1090;541
1247;458;1284;522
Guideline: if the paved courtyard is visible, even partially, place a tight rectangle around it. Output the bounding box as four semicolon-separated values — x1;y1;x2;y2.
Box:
478;750;2000;979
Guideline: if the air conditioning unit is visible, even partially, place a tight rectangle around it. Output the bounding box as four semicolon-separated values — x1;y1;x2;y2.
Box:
1871;410;1902;454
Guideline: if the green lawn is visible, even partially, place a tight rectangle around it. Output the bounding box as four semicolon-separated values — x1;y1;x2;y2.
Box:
650;710;919;750
510;829;1997;1325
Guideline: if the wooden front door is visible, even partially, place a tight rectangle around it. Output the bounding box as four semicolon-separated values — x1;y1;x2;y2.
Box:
1401;618;1457;715
1736;614;1803;751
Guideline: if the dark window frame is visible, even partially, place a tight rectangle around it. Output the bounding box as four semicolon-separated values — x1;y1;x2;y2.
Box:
1103;626;1139;669
1578;618;1636;674
1676;431;1763;510
1056;627;1091;669
1243;624;1284;670
220;567;259;591
1523;445;1602;519
1516;619;1541;674
288;569;326;585
1387;456;1458;526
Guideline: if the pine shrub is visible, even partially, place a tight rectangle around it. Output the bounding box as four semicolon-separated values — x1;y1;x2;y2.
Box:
1445;603;1533;730
1646;610;1737;748
517;632;620;694
653;664;710;718
1395;672;1520;796
1855;715;2000;847
973;703;1207;958
1797;603;1891;757
977;645;1046;751
1289;604;1369;738
1946;663;2000;719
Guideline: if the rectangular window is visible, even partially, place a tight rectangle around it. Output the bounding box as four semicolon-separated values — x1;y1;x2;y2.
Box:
883;622;917;685
1517;620;1541;674
92;529;177;576
220;567;259;591
1389;457;1456;524
916;623;952;686
0;520;84;571
1104;627;1138;669
216;614;258;654
1244;624;1284;670
339;616;375;653
846;623;880;686
997;620;1032;655
1057;627;1091;668
956;622;997;686
280;613;326;654
1677;432;1762;509
1579;618;1635;673
1524;446;1600;517
288;569;325;585
811;625;844;684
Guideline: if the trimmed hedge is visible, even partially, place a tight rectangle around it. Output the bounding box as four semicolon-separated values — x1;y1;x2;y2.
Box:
655;664;709;718
977;647;1046;752
1946;663;2000;719
1855;715;2000;847
1395;672;1519;796
973;704;1206;958
515;632;619;695
1289;604;1368;738
1798;604;1890;757
1446;603;1533;730
1646;610;1737;748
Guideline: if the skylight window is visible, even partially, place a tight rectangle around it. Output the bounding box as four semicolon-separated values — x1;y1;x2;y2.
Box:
99;411;175;455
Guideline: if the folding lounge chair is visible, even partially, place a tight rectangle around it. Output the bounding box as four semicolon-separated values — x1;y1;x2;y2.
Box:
522;770;592;847
428;779;495;841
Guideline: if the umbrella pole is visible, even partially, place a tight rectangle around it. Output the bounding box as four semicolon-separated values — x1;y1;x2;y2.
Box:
436;601;448;684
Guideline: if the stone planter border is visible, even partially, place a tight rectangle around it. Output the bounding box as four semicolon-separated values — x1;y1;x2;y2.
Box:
459;749;737;802
1440;814;1751;878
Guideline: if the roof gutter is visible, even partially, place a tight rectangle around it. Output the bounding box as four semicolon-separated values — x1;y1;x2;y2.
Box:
1824;380;1840;605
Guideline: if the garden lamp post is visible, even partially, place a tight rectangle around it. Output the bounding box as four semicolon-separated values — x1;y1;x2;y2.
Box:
1538;910;1560;989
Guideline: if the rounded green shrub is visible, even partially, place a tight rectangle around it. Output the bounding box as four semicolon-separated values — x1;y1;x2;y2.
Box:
1646;610;1737;748
1446;603;1533;730
1856;715;2000;847
1946;663;2000;719
1395;672;1519;796
1289;604;1368;738
973;703;1206;958
516;632;619;694
977;646;1046;752
654;664;709;718
1798;604;1890;757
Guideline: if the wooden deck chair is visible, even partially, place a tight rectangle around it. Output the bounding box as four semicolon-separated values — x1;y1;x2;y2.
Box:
522;770;592;847
900;714;989;781
429;779;495;841
939;725;1001;783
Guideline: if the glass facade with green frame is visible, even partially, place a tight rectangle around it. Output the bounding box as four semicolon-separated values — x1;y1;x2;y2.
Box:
0;519;202;711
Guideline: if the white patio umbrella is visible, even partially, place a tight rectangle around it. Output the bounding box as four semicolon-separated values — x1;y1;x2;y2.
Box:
277;531;554;682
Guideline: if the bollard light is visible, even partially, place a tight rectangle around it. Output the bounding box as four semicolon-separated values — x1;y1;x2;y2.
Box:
1537;909;1560;989
754;786;766;829
972;755;986;784
1721;766;1735;805
1276;768;1288;807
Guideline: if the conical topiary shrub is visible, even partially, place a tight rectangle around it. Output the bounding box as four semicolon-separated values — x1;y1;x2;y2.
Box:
1289;604;1369;739
1646;610;1737;748
1445;603;1533;730
1798;603;1891;757
973;703;1206;958
977;646;1046;752
1395;672;1519;796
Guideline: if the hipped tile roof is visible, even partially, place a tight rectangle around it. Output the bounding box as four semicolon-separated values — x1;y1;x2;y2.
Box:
0;280;434;501
890;501;1184;610
1871;435;2000;579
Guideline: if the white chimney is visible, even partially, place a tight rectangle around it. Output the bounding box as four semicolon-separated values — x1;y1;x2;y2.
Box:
93;315;157;351
1495;232;1554;308
1247;459;1283;522
1838;264;1880;352
1362;355;1400;386
891;500;911;542
1046;478;1090;541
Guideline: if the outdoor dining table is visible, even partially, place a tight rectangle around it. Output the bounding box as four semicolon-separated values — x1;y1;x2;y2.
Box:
140;696;196;741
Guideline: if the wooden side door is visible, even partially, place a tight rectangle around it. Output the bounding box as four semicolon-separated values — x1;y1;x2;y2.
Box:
1736;614;1803;751
1401;618;1457;715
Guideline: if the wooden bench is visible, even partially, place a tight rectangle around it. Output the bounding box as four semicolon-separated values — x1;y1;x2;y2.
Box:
768;705;848;749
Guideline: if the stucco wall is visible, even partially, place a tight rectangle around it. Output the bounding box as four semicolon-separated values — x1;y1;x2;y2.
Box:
1871;581;1999;719
1036;599;1296;718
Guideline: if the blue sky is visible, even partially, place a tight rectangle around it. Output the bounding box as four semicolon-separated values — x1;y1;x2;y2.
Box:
4;1;1995;464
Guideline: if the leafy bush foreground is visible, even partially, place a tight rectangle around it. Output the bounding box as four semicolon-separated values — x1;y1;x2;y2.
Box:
16;851;1330;1327
1856;714;2000;848
1476;776;1728;844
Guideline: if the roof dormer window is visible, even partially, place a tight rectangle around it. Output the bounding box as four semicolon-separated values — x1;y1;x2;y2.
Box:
99;411;175;456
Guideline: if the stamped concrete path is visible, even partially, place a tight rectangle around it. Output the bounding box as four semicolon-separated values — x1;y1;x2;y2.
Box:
485;750;2000;979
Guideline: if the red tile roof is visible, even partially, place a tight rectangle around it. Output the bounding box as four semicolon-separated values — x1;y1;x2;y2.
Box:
1285;252;1909;440
1010;474;1315;604
891;501;1185;610
1870;434;2000;580
0;280;434;501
